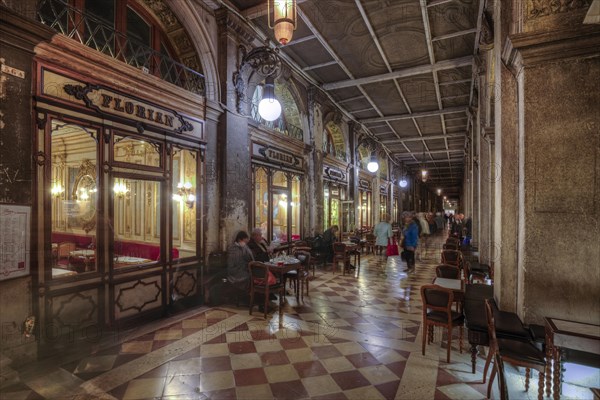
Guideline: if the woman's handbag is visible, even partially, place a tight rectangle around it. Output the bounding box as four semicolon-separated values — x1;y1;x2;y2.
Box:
253;270;277;286
386;237;399;256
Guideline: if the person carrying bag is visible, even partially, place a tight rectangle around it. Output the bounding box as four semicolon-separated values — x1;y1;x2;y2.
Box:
386;237;399;256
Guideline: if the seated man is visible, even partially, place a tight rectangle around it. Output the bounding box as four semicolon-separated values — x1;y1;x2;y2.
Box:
322;224;339;263
248;228;271;262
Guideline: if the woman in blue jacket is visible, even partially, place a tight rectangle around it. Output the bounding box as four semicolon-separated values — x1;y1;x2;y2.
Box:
402;212;419;271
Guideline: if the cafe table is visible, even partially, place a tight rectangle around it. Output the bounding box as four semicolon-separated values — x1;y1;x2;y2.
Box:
265;257;301;325
341;241;360;273
544;317;600;399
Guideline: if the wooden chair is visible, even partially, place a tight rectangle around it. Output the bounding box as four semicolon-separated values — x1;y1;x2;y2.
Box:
286;250;311;301
57;242;76;266
443;242;459;251
332;242;350;275
484;299;546;400
435;264;461;279
464;262;488;284
441;249;463;269
248;261;284;319
494;352;510;400
365;233;376;255
420;284;464;363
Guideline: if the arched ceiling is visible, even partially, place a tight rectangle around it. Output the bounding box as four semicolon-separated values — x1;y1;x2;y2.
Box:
208;0;484;198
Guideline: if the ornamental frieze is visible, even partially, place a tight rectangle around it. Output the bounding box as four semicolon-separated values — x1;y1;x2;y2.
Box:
529;0;592;18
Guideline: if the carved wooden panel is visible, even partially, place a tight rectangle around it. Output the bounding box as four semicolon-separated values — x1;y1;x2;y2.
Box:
50;289;98;334
173;269;197;299
114;276;162;319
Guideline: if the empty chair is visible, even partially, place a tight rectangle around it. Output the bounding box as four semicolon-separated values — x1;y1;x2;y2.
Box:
57;242;76;266
420;284;464;363
248;261;283;319
484;299;546;400
441;249;463;269
365;233;376;255
436;264;461;279
332;242;351;275
286;250;311;301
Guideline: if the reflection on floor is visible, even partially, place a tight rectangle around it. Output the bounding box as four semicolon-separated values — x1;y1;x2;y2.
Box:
2;232;598;399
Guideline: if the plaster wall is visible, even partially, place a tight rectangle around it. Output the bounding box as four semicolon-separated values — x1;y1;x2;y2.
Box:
521;57;600;324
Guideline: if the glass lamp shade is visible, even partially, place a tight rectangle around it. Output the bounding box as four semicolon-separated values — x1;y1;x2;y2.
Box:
399;179;408;188
274;21;294;45
421;169;428;182
367;160;379;173
258;98;282;121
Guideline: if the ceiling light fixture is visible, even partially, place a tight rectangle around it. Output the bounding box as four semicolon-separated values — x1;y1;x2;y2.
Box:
258;76;282;121
399;178;408;188
268;0;297;45
367;154;379;173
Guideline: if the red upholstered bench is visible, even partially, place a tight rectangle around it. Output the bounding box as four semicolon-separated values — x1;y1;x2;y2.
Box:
114;241;179;261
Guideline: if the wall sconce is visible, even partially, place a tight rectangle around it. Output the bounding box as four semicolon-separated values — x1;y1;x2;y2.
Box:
113;181;129;198
51;183;64;198
173;182;196;209
367;154;379;173
268;0;297;45
258;76;282;121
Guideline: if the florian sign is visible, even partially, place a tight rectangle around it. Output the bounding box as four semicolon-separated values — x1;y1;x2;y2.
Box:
324;166;347;182
40;69;201;136
253;143;302;170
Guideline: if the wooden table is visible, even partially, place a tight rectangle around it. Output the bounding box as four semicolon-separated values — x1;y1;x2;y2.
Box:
265;260;300;325
544;317;600;399
341;241;360;273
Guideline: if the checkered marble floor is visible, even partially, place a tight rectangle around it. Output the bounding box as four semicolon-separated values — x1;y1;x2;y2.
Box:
2;232;598;399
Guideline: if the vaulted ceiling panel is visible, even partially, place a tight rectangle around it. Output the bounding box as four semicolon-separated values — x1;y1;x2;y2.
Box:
433;33;476;62
415;116;443;135
389;119;420;137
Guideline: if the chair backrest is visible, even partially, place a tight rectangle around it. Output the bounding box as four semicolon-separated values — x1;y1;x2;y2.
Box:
293;250;311;269
436;264;461;279
441;250;463;267
332;242;347;255
484;299;499;355
446;237;461;246
443;243;459;250
248;261;269;288
420;284;454;316
366;233;376;243
294;241;309;248
58;242;76;258
495;352;509;400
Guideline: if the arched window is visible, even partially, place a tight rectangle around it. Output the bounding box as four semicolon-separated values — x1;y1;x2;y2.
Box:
323;121;346;161
37;0;205;94
251;81;303;140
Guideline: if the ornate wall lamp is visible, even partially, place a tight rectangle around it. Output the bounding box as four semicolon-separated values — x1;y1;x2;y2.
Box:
173;182;196;209
51;183;65;198
113;180;129;198
268;0;297;45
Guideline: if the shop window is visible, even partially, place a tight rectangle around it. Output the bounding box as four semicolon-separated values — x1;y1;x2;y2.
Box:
172;147;197;258
112;177;161;268
50;120;98;278
252;166;302;244
113;135;161;168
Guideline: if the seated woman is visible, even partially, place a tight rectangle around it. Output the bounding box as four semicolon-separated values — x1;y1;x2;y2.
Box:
248;228;271;262
227;231;253;292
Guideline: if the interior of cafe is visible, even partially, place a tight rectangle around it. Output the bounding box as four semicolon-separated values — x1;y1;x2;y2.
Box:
0;0;598;398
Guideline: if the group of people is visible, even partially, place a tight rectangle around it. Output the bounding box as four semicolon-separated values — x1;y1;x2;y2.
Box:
226;228;276;308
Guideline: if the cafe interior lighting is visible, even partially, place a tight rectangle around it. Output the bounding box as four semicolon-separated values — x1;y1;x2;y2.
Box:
258;76;282;121
51;183;64;197
268;0;297;45
173;181;196;209
113;181;129;198
399;178;408;188
437;188;442;195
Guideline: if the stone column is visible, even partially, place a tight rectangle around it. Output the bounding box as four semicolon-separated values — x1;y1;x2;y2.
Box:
501;5;600;323
0;4;54;365
215;9;254;246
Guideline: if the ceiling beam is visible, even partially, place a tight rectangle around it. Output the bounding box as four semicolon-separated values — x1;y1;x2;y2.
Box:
432;28;478;42
438;79;472;86
402;158;464;164
286;34;317;46
322;56;472;90
380;133;465;144
360;106;467;124
427;0;457;7
303;60;338;71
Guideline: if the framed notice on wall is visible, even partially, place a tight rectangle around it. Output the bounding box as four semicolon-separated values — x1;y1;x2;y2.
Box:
0;205;31;281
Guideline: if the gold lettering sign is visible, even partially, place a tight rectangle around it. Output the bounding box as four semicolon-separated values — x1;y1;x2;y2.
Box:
254;144;302;169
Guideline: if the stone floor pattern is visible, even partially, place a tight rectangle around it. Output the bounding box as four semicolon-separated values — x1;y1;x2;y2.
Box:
1;233;597;399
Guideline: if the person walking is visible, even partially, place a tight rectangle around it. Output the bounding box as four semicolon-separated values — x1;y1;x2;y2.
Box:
373;214;393;256
402;212;419;272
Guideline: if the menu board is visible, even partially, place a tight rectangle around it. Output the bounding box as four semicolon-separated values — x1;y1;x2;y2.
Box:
0;205;31;281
